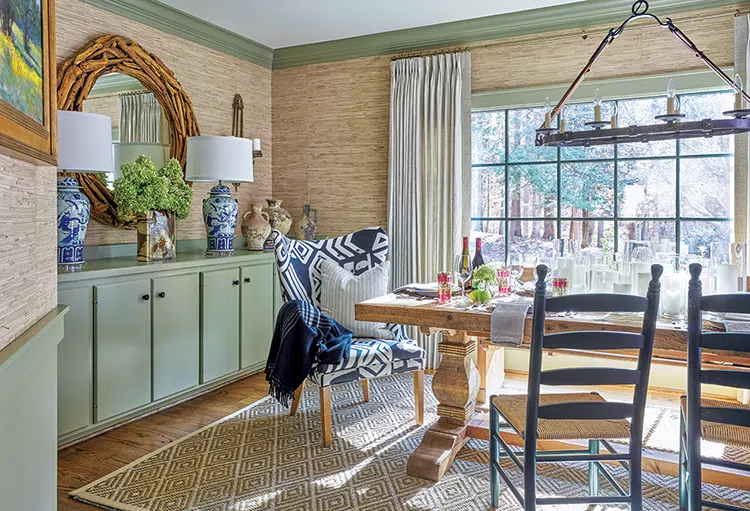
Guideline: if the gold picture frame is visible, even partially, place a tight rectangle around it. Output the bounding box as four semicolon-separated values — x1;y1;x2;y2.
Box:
0;0;57;166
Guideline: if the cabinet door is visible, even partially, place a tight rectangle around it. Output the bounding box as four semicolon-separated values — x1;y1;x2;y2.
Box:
241;264;274;370
153;273;200;401
57;286;93;436
94;280;152;422
201;268;240;383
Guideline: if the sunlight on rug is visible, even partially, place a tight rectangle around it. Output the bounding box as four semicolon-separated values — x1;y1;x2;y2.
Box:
71;374;750;510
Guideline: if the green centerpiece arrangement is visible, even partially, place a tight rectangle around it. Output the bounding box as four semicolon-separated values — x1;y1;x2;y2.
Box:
470;264;497;304
113;155;193;262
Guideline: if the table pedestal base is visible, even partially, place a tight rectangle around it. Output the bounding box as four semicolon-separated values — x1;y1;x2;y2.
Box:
406;418;469;481
406;330;479;481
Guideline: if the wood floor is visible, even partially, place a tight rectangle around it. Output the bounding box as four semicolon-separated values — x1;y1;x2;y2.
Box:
57;372;269;511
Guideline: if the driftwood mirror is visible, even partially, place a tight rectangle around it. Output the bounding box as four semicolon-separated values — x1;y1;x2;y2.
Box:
57;35;199;229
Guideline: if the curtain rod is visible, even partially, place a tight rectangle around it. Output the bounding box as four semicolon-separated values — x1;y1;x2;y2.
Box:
391;47;469;61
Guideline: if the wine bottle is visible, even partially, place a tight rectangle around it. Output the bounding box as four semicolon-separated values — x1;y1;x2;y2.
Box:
473;237;485;269
460;236;473;290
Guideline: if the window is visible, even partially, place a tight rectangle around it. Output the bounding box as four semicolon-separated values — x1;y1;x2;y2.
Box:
471;91;734;263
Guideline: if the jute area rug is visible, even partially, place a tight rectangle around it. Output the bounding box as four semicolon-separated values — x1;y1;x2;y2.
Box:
71;374;750;511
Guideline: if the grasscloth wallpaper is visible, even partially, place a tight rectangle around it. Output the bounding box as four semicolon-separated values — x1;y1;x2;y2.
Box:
0;155;57;351
272;7;738;238
57;0;272;246
0;2;739;350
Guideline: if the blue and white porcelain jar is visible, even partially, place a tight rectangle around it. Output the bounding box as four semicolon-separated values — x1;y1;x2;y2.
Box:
202;184;238;255
57;176;91;266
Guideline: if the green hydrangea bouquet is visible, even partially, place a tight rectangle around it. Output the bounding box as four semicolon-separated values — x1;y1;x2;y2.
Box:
113;155;193;220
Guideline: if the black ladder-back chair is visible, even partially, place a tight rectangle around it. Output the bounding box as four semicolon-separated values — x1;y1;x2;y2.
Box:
490;264;663;511
680;263;750;511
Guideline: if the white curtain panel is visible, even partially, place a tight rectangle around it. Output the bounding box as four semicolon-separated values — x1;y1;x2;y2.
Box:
388;51;471;368
118;92;169;144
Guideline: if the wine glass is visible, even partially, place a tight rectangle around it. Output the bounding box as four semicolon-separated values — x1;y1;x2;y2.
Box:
508;253;523;291
454;255;473;301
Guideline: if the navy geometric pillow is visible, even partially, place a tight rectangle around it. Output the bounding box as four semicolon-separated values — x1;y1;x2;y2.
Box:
272;227;389;308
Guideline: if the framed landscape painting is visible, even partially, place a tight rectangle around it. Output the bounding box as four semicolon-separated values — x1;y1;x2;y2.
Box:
0;0;56;165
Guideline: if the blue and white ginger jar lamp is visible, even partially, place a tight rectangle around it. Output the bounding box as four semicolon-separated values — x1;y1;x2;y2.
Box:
56;111;113;270
185;136;254;256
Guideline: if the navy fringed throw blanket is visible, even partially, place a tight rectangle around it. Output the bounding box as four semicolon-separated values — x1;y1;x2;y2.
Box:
265;300;353;406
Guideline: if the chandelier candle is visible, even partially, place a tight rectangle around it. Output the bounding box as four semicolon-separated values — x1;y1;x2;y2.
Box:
735;74;745;111
593;88;602;122
667;79;676;115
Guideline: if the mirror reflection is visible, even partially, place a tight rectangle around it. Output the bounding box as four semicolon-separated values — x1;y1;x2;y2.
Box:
83;73;171;188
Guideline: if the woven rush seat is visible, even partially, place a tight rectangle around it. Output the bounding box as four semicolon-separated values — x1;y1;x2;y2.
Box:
680;396;750;449
492;392;631;440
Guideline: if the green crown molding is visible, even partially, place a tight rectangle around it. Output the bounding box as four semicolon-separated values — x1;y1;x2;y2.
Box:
79;0;745;70
273;0;747;69
80;0;274;69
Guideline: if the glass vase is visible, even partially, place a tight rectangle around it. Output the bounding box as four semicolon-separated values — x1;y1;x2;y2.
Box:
137;210;176;262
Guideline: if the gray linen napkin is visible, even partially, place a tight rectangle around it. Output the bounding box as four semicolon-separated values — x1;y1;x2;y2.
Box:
490;302;530;347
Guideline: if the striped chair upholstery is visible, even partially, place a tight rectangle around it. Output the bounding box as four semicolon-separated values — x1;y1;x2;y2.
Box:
272;228;425;386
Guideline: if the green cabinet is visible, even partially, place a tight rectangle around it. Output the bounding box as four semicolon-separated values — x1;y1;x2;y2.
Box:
94;280;152;422
57;286;93;436
241;264;275;370
152;274;200;401
57;250;277;445
201;268;240;383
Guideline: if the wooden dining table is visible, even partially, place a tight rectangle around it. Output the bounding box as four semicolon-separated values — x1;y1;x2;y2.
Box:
355;293;747;482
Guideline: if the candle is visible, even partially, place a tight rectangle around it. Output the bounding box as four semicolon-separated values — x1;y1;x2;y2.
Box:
611;102;618;129
716;263;739;294
637;272;651;297
734;74;744;111
572;263;587;288
557;256;573;280
543;97;552;129
613;282;632;295
666;79;676;115
252;138;261;152
570;283;586;295
594;88;602;122
662;289;682;317
559;106;568;134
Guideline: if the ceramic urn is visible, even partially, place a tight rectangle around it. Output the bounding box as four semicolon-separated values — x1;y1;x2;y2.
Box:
262;199;292;235
202;184;238;255
242;204;272;251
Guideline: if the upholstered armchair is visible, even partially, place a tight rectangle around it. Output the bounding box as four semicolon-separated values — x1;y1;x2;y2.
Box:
272;227;426;446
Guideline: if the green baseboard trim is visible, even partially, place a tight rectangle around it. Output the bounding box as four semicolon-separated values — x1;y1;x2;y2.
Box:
272;0;744;68
80;0;273;69
83;236;248;260
57;364;266;449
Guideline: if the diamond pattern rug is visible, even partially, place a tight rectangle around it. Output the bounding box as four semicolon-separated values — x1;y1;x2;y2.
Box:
71;374;750;510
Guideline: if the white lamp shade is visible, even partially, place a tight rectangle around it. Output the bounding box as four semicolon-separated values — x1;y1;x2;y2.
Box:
113;143;169;179
184;135;254;183
57;111;113;172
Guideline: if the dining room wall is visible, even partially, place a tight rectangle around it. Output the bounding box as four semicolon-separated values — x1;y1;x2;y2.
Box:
56;0;273;246
272;6;738;238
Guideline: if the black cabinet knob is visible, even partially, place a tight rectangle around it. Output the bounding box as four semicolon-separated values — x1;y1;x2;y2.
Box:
142;294;150;301
244;277;251;283
157;292;166;298
233;280;240;286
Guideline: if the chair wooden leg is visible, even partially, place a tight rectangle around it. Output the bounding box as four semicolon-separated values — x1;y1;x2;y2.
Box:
361;379;370;402
679;412;687;510
290;382;304;416
413;370;424;425
588;439;599;497
320;386;332;447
